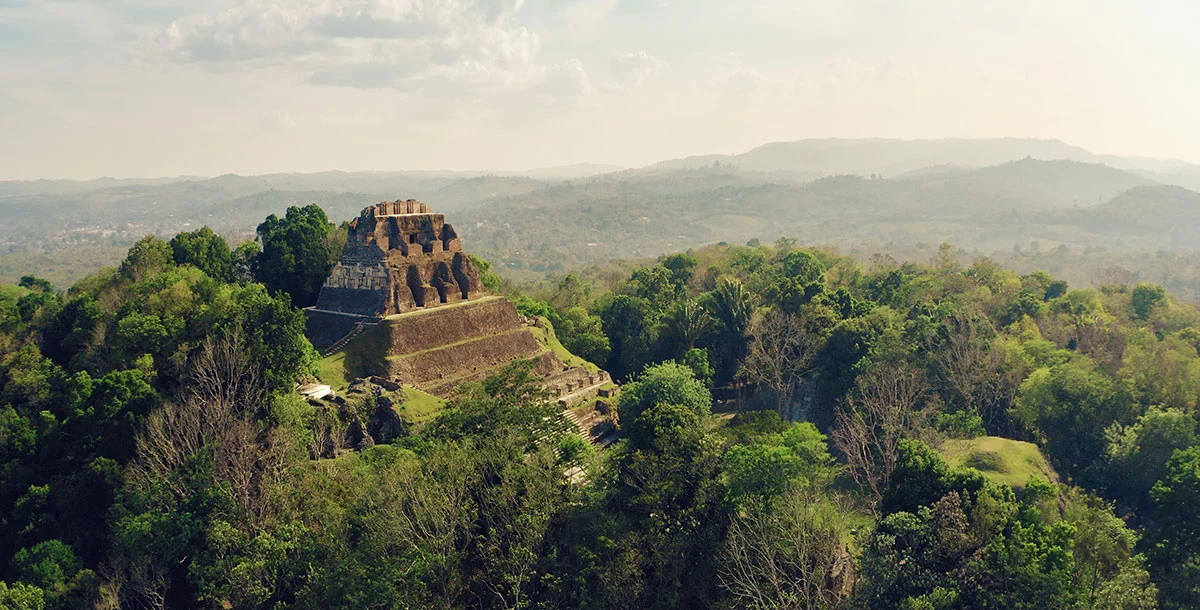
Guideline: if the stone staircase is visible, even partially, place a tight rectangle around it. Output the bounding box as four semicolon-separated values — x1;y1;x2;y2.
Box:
562;403;618;447
321;319;378;357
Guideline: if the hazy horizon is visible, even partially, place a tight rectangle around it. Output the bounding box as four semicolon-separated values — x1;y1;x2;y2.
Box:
0;136;1196;183
5;0;1200;180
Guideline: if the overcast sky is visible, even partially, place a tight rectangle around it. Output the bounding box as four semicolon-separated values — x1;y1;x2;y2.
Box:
2;0;1199;179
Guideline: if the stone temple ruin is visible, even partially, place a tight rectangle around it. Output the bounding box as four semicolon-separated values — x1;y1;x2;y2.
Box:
313;199;482;317
305;200;613;422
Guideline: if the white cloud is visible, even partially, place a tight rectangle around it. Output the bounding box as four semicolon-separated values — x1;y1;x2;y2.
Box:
608;50;666;88
719;52;788;91
533;58;592;100
154;0;543;95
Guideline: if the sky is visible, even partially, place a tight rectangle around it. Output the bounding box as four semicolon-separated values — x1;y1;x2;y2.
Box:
2;0;1200;179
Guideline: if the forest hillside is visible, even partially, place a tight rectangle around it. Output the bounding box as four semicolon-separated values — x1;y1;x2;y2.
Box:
2;204;1199;608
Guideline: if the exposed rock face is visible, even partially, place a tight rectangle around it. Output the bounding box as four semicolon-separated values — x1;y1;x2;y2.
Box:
309;376;410;457
312;199;483;318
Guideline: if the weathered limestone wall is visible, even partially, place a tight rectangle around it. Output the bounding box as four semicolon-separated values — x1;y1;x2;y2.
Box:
384;298;522;354
387;328;543;387
544;367;612;402
314;252;482;316
309;199;481;319
421;351;565;398
346;201;462;262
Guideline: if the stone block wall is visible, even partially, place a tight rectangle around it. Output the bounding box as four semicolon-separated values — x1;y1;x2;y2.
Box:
384;297;523;354
387;328;543;387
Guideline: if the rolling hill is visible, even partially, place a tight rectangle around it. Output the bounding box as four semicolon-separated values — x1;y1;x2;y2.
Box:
6;138;1200;291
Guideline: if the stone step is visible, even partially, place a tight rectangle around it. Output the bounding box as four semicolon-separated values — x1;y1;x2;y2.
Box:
562;405;616;445
321;321;377;357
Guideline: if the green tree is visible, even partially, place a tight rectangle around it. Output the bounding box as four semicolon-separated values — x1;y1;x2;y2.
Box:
679;348;713;387
255;204;336;307
1131;284;1168;320
702;277;755;383
0;581;44;610
555;306;611;367
779;249;826;284
1063;491;1158;610
660;253;698;291
1105;407;1198;508
219;283;319;394
170;226;233;281
861;442;1086;610
424;359;563;450
118;236;172;282
618;361;712;427
656;298;712;359
612;399;726;609
1015;359;1132;476
630;265;678;313
1147;447;1200;609
12;540;80;594
17;276;53;293
595;294;655;381
723;422;836;506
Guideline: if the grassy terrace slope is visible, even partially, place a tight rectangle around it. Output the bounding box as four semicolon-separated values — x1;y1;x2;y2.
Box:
528;318;600;374
316;297;605;422
940;436;1058;489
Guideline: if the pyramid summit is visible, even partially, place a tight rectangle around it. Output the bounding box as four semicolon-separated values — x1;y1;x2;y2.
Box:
312;199;484;318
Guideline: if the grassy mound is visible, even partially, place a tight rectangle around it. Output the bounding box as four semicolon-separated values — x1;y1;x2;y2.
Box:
527;318;601;374
396;384;446;424
940;436;1058;489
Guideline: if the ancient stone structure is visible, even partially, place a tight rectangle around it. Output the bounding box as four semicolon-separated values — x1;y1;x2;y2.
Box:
313;199;483;318
306;200;614;426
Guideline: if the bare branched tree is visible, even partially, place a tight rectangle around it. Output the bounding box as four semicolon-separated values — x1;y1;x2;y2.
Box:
115;336;296;608
741;309;822;419
127;335;291;523
308;405;349;459
933;314;1016;432
719;490;853;610
97;561;168;610
187;331;267;416
831;363;936;511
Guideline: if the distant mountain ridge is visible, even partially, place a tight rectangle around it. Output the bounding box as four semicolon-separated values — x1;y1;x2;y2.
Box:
5;137;1197;195
6;137;1200;290
646;137;1200;186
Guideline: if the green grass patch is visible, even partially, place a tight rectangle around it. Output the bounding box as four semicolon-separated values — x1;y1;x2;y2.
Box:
940;436;1058;489
528;319;600;374
316;323;391;391
397;384;446;424
316;351;350;392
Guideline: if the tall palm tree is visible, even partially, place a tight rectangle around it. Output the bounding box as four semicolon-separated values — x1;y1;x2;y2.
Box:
703;277;755;383
659;297;713;358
